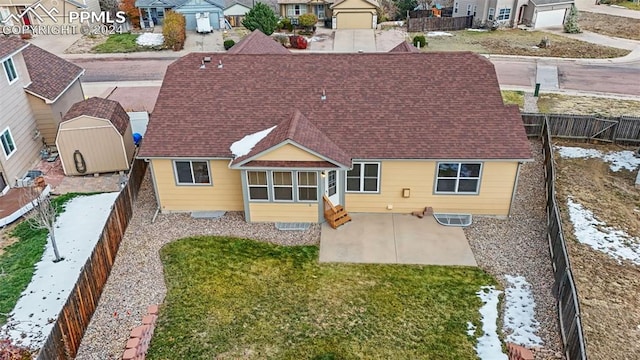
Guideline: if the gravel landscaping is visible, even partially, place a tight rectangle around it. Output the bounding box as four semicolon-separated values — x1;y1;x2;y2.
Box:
76;140;563;359
74;174;320;359
464;140;563;359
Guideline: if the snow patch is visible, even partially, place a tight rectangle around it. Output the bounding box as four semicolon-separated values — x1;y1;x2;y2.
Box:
467;321;476;336
230;126;277;158
503;275;544;347
467;28;488;32
556;146;640;172
475;286;508;360
136;33;164;47
1;193;119;348
567;197;640;265
427;31;453;37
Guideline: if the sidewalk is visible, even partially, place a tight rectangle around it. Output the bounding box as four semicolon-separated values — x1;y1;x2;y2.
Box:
543;28;640;51
575;0;640;19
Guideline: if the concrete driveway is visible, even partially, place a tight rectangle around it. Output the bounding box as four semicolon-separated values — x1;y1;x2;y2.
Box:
333;29;376;52
319;213;477;266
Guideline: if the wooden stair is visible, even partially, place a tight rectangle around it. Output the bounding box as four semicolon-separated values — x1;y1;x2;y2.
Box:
323;195;351;229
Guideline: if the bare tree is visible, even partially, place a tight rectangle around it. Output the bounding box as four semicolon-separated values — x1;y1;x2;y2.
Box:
21;183;63;262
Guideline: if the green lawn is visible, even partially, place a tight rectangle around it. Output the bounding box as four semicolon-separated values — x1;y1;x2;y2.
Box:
0;193;84;324
92;33;145;53
149;237;498;360
617;0;640;10
501;90;525;109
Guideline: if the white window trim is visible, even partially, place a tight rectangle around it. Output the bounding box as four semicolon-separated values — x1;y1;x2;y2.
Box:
173;160;212;186
454;1;459;13
3;58;18;85
466;4;472;16
497;7;511;21
488;8;495;20
297;171;318;202
247;171;269;201
0;127;16;160
272;171;294;202
434;162;483;195
346;162;380;193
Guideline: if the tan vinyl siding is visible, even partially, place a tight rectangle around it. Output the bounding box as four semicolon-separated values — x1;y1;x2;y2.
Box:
27;79;83;146
0;52;41;186
56;116;132;175
254;143;323;162
152;159;244;211
249;202;318;222
345;161;518;216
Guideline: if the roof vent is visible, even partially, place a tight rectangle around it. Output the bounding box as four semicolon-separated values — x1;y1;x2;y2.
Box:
200;60;205;69
321;89;326;101
217;60;223;69
203;56;211;63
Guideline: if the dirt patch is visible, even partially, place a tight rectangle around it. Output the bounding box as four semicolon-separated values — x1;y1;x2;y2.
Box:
537;94;640;117
419;29;630;58
64;34;109;54
0;222;21;256
579;11;640;41
554;141;640;360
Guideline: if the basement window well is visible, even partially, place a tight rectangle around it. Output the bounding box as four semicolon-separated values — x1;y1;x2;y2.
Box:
433;213;473;227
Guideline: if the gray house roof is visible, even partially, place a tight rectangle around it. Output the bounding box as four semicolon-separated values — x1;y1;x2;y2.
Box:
135;0;186;8
530;0;574;6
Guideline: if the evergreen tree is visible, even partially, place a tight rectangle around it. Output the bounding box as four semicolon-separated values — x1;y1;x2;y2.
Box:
564;5;581;34
243;3;279;35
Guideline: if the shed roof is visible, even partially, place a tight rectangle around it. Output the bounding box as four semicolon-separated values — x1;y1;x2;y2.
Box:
139;51;532;162
227;30;290;54
63;98;130;135
22;45;84;102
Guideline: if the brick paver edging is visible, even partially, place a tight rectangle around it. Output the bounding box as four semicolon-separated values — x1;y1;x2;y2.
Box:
121;305;159;360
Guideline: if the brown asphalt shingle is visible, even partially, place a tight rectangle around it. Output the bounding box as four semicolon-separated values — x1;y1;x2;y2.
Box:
233;109;351;167
139;52;532;161
0;36;28;61
227;30;290;54
22;44;84;102
63;97;130;135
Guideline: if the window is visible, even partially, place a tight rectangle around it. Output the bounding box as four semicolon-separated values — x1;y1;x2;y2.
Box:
248;171;268;200
346;163;379;193
174;160;210;185
298;172;318;201
316;4;325;19
3;58;18;84
327;170;337;197
466;4;472;16
488;8;495;20
286;4;307;17
497;7;511;20
454;2;459;13
273;171;293;201
435;162;482;194
473;5;477;16
0;128;16;158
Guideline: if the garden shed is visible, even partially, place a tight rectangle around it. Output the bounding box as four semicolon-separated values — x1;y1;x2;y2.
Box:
56;98;135;176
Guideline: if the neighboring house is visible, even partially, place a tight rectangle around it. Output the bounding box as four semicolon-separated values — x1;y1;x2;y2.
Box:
277;0;334;21
135;0;225;30
0;0;100;26
330;0;378;29
227;29;290;53
456;0;572;28
138;32;532;225
0;36;84;191
224;2;251;26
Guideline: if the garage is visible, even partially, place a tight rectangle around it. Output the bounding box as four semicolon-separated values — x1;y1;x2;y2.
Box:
336;12;372;29
534;8;566;28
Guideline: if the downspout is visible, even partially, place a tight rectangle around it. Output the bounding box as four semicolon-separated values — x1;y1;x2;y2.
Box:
508;162;523;217
145;159;162;223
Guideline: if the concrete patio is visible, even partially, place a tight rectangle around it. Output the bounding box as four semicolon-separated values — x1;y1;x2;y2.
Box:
319;213;477;266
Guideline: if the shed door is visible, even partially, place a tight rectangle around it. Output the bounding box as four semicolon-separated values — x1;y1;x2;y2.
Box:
336;12;372;29
534;9;566;28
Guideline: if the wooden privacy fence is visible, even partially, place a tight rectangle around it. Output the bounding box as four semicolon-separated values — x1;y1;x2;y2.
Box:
407;15;473;32
540;118;587;360
522;113;640;144
36;159;148;360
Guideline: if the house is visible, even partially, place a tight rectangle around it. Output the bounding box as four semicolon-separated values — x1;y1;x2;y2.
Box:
330;0;378;29
224;2;251;27
138;35;532;225
56;97;135;176
277;0;334;22
135;0;225;30
0;36;84;192
0;0;100;26
454;0;573;28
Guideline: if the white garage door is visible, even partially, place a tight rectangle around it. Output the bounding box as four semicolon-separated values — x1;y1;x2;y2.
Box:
336;12;372;29
534;9;566;29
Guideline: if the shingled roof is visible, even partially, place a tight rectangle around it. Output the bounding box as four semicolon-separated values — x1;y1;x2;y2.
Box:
389;41;420;53
232;110;351;167
139;52;532;161
63;97;130;135
227;30;290;54
22;45;84;102
0;36;29;61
